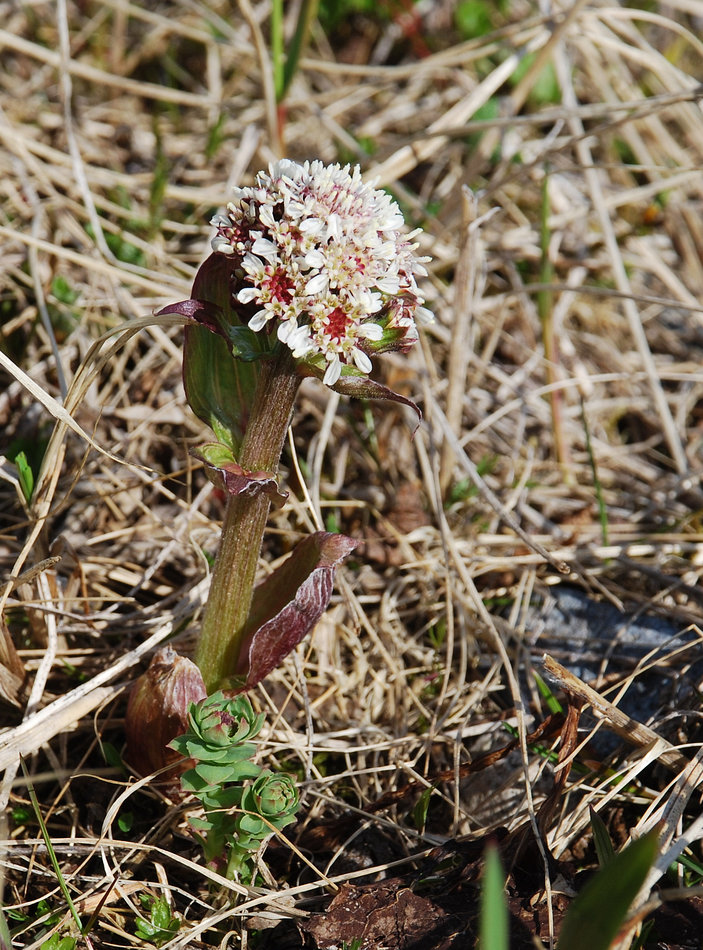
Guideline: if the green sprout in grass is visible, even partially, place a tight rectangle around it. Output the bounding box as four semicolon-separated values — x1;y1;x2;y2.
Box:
135;895;180;946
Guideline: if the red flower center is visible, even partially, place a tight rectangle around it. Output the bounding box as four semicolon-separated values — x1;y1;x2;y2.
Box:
268;268;295;304
325;307;350;343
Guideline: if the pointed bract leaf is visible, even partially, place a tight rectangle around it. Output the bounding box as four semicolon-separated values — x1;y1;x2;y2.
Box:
332;374;422;429
236;532;357;690
156;297;225;336
556;828;660;950
293;360;421;428
125;647;206;795
192;443;288;507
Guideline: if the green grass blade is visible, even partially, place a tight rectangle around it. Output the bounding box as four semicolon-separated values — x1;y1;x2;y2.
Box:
271;0;284;102
589;806;616;868
281;0;319;101
0;903;11;950
479;845;508;950
20;758;84;936
533;671;563;715
580;397;609;546
556;828;659;950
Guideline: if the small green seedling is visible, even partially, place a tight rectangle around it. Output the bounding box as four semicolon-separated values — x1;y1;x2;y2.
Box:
478;845;508;950
135;895;180;946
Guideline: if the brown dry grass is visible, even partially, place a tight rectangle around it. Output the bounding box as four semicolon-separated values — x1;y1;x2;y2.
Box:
2;1;703;947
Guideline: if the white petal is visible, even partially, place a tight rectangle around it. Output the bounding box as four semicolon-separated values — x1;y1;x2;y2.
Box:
259;205;276;228
248;310;269;331
277;320;296;343
272;158;302;180
251;237;278;260
323;357;342;386
356;290;382;314
326;214;342;241
304;249;326;269
237;287;260;304
241;252;264;274
353;349;372;373
299;218;325;236
358;322;383;341
304;273;328;296
289;331;313;358
415;305;434;325
211;237;235;254
376;276;400;294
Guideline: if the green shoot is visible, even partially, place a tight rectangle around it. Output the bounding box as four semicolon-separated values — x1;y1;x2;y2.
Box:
411;785;434;832
589;806;616;868
20;758;85;939
556;828;659;950
14;450;34;504
581;397;609;546
272;0;320;103
534;670;563;715
479;845;508;950
170;693;300;884
135;895;180;946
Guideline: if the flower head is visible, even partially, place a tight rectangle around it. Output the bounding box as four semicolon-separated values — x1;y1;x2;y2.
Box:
211;159;433;386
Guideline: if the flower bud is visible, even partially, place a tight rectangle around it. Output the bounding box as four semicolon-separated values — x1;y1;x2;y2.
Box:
125;646;207;794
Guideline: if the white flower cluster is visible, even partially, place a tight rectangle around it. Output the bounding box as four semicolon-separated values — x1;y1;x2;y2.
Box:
211;159;432;386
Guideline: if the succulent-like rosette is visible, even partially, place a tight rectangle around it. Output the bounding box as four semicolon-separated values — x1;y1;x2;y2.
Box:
235;771;300;849
211;159;433;385
170;692;265;789
168;692;300;880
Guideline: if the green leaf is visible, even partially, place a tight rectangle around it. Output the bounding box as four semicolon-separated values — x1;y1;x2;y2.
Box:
479;845;508;950
0;904;11;950
224;325;269;360
14;450;34;503
180;254;264;455
51;275;79;305
100;740;124;771
411;785;434;831
533;671;563;715
589;806;616;868
151;896;176;930
556;828;659;950
455;0;493;39
135;895;180;947
193;759;259;787
40;936;77;950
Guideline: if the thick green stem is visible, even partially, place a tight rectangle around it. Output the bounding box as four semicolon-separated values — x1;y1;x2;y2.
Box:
196;350;301;692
